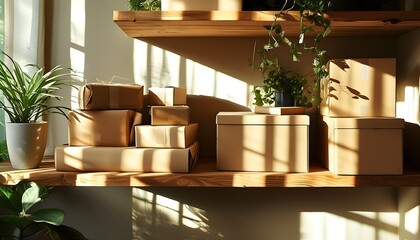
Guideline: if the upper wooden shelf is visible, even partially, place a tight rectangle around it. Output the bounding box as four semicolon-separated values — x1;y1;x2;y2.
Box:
2;158;420;187
113;10;420;38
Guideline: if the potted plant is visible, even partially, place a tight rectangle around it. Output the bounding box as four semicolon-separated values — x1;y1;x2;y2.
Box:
253;51;309;107
0;180;87;239
0;51;77;169
252;0;332;108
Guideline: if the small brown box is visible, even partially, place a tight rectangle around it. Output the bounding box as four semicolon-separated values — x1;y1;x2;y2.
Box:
322;116;404;175
135;123;198;148
321;58;396;117
148;87;187;106
216;112;309;172
55;141;199;173
68;109;142;147
79;83;144;112
151;106;190;126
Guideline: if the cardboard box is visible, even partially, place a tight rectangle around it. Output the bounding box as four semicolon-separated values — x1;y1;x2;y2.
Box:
320;58;396;117
68;109;142;147
79;83;144;111
322;116;403;175
148;87;187;106
216;112;309;172
54;141;199;173
135;123;198;148
151;106;190;126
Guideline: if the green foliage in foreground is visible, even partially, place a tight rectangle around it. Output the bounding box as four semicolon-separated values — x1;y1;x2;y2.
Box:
0;181;88;240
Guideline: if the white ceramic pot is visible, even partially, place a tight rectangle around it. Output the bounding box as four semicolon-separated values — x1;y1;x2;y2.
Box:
6;122;48;169
161;0;242;11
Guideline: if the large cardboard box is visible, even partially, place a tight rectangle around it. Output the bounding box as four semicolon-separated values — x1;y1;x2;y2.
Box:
68;109;142;147
320;58;396;117
54;141;199;173
151;106;190;126
216;112;309;172
135;123;198;148
322;116;404;175
79;83;144;112
148;87;187;106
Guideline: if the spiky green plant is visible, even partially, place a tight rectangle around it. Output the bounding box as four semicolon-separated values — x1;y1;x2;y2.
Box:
0;51;78;123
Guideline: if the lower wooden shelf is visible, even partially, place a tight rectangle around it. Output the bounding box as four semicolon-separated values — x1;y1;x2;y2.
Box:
1;157;420;187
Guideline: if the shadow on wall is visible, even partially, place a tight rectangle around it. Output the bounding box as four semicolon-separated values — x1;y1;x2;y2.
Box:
404;122;420;168
132;187;400;240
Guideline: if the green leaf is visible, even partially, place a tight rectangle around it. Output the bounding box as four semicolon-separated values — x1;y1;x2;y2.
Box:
21;183;51;213
29;208;65;226
323;26;332;37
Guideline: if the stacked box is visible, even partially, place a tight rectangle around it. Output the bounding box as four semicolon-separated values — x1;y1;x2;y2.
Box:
135;123;198;148
138;87;199;171
151;106;190;125
79;83;144;112
55;142;199;173
320;58;404;175
55;84;198;173
68;109;141;147
216;112;309;172
69;83;144;147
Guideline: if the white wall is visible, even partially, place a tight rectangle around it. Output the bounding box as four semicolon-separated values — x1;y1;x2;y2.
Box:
43;1;414;239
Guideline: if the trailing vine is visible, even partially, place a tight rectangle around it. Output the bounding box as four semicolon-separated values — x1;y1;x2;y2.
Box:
257;0;332;106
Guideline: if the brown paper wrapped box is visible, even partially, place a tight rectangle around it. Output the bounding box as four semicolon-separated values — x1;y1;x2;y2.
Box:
216;112;309;172
148;87;187;106
135;123;198;148
79;83;144;111
68;109;142;147
322;116;403;175
320;58;396;117
54;141;199;173
151;106;190;126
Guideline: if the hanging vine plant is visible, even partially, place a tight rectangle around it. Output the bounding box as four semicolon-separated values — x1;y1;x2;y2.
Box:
253;0;332;107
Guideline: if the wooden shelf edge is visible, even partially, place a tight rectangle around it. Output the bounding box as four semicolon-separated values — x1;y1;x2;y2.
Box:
2;158;420;187
113;10;420;38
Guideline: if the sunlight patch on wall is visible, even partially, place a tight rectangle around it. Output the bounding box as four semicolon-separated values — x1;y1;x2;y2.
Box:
132;188;223;240
300;211;399;240
69;47;85;108
397;86;419;124
404;205;419;235
70;0;85;47
69;0;86;109
133;40;250;107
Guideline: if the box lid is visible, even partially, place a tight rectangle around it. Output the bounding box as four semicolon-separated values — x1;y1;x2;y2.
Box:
216;112;310;125
323;116;404;129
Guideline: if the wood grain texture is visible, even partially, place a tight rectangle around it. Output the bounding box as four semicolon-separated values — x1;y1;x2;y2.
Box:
113;11;420;37
2;158;420;187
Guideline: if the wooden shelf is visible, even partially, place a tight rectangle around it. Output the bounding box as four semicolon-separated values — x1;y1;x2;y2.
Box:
113;10;420;38
2;158;420;187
